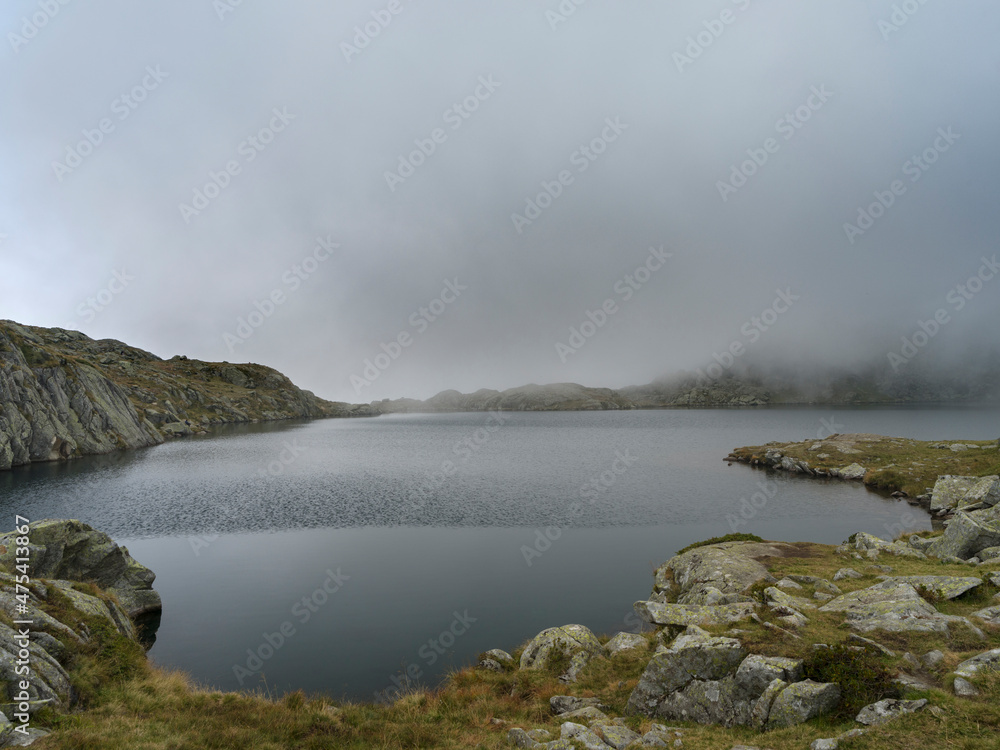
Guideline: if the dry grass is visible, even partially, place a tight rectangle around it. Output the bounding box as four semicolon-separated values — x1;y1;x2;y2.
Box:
730;435;1000;497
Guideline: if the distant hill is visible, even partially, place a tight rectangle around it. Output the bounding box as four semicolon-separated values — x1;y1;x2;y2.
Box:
0;320;375;471
374;364;1000;413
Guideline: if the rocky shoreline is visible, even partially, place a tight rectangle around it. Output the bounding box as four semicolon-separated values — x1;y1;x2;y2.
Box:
3;513;1000;748
0;520;161;744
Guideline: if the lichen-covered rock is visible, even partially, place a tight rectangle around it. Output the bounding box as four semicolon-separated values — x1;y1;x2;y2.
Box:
50;580;136;639
931;475;1000;512
765;587;817;611
559;721;607;749
969;605;1000;625
850;532;926;559
634;600;756;628
839;463;867;481
766;680;840;729
606;632;648;656
927;512;1000;561
593;722;642;749
519;624;604;682
952;648;1000;696
625;627;745;716
0;623;73;709
877;575;982;600
855;698;928;725
818;581;971;634
735;655;804;696
550;696;607;715
558;706;608;724
652;542;786;604
479;648;514;671
834;568;864;581
484;648;513;664
750;678;787;728
0;519;161;617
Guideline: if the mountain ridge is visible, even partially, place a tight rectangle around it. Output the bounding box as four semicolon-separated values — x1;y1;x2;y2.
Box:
0;319;375;471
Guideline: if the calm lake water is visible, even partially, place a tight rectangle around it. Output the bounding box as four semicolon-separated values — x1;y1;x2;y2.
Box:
1;406;997;701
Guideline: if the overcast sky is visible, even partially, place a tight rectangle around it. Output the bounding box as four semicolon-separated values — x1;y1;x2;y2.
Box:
2;1;999;402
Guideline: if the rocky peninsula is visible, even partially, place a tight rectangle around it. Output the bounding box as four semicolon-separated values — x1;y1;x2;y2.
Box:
0;320;376;472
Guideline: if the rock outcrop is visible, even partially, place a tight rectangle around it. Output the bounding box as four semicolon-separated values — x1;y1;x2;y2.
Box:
930;476;1000;512
952;648;1000;696
624;625;838;729
0;519;161;617
926;511;1000;560
0;520;158;736
519;625;605;683
817;581;981;635
0;320;376;471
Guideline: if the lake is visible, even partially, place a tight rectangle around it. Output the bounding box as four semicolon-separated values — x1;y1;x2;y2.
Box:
1;405;996;702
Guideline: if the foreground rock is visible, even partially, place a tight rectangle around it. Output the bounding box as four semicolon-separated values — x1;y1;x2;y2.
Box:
952;648;1000;696
855;698;928;725
931;476;1000;513
624;626;838;729
651;541;789;605
818;580;980;635
634;600;756;628
0;521;158;729
0;519;161;617
520;625;605;683
926;511;1000;560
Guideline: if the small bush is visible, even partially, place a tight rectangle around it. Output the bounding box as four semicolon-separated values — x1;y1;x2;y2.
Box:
676;533;764;556
803;644;895;718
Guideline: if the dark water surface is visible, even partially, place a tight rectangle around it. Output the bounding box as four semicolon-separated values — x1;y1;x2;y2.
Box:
2;406;996;700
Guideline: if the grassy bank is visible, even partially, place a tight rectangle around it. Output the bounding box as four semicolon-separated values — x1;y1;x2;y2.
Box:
729;434;1000;498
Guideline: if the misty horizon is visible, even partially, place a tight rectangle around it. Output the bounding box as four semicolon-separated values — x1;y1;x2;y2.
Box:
3;1;999;403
